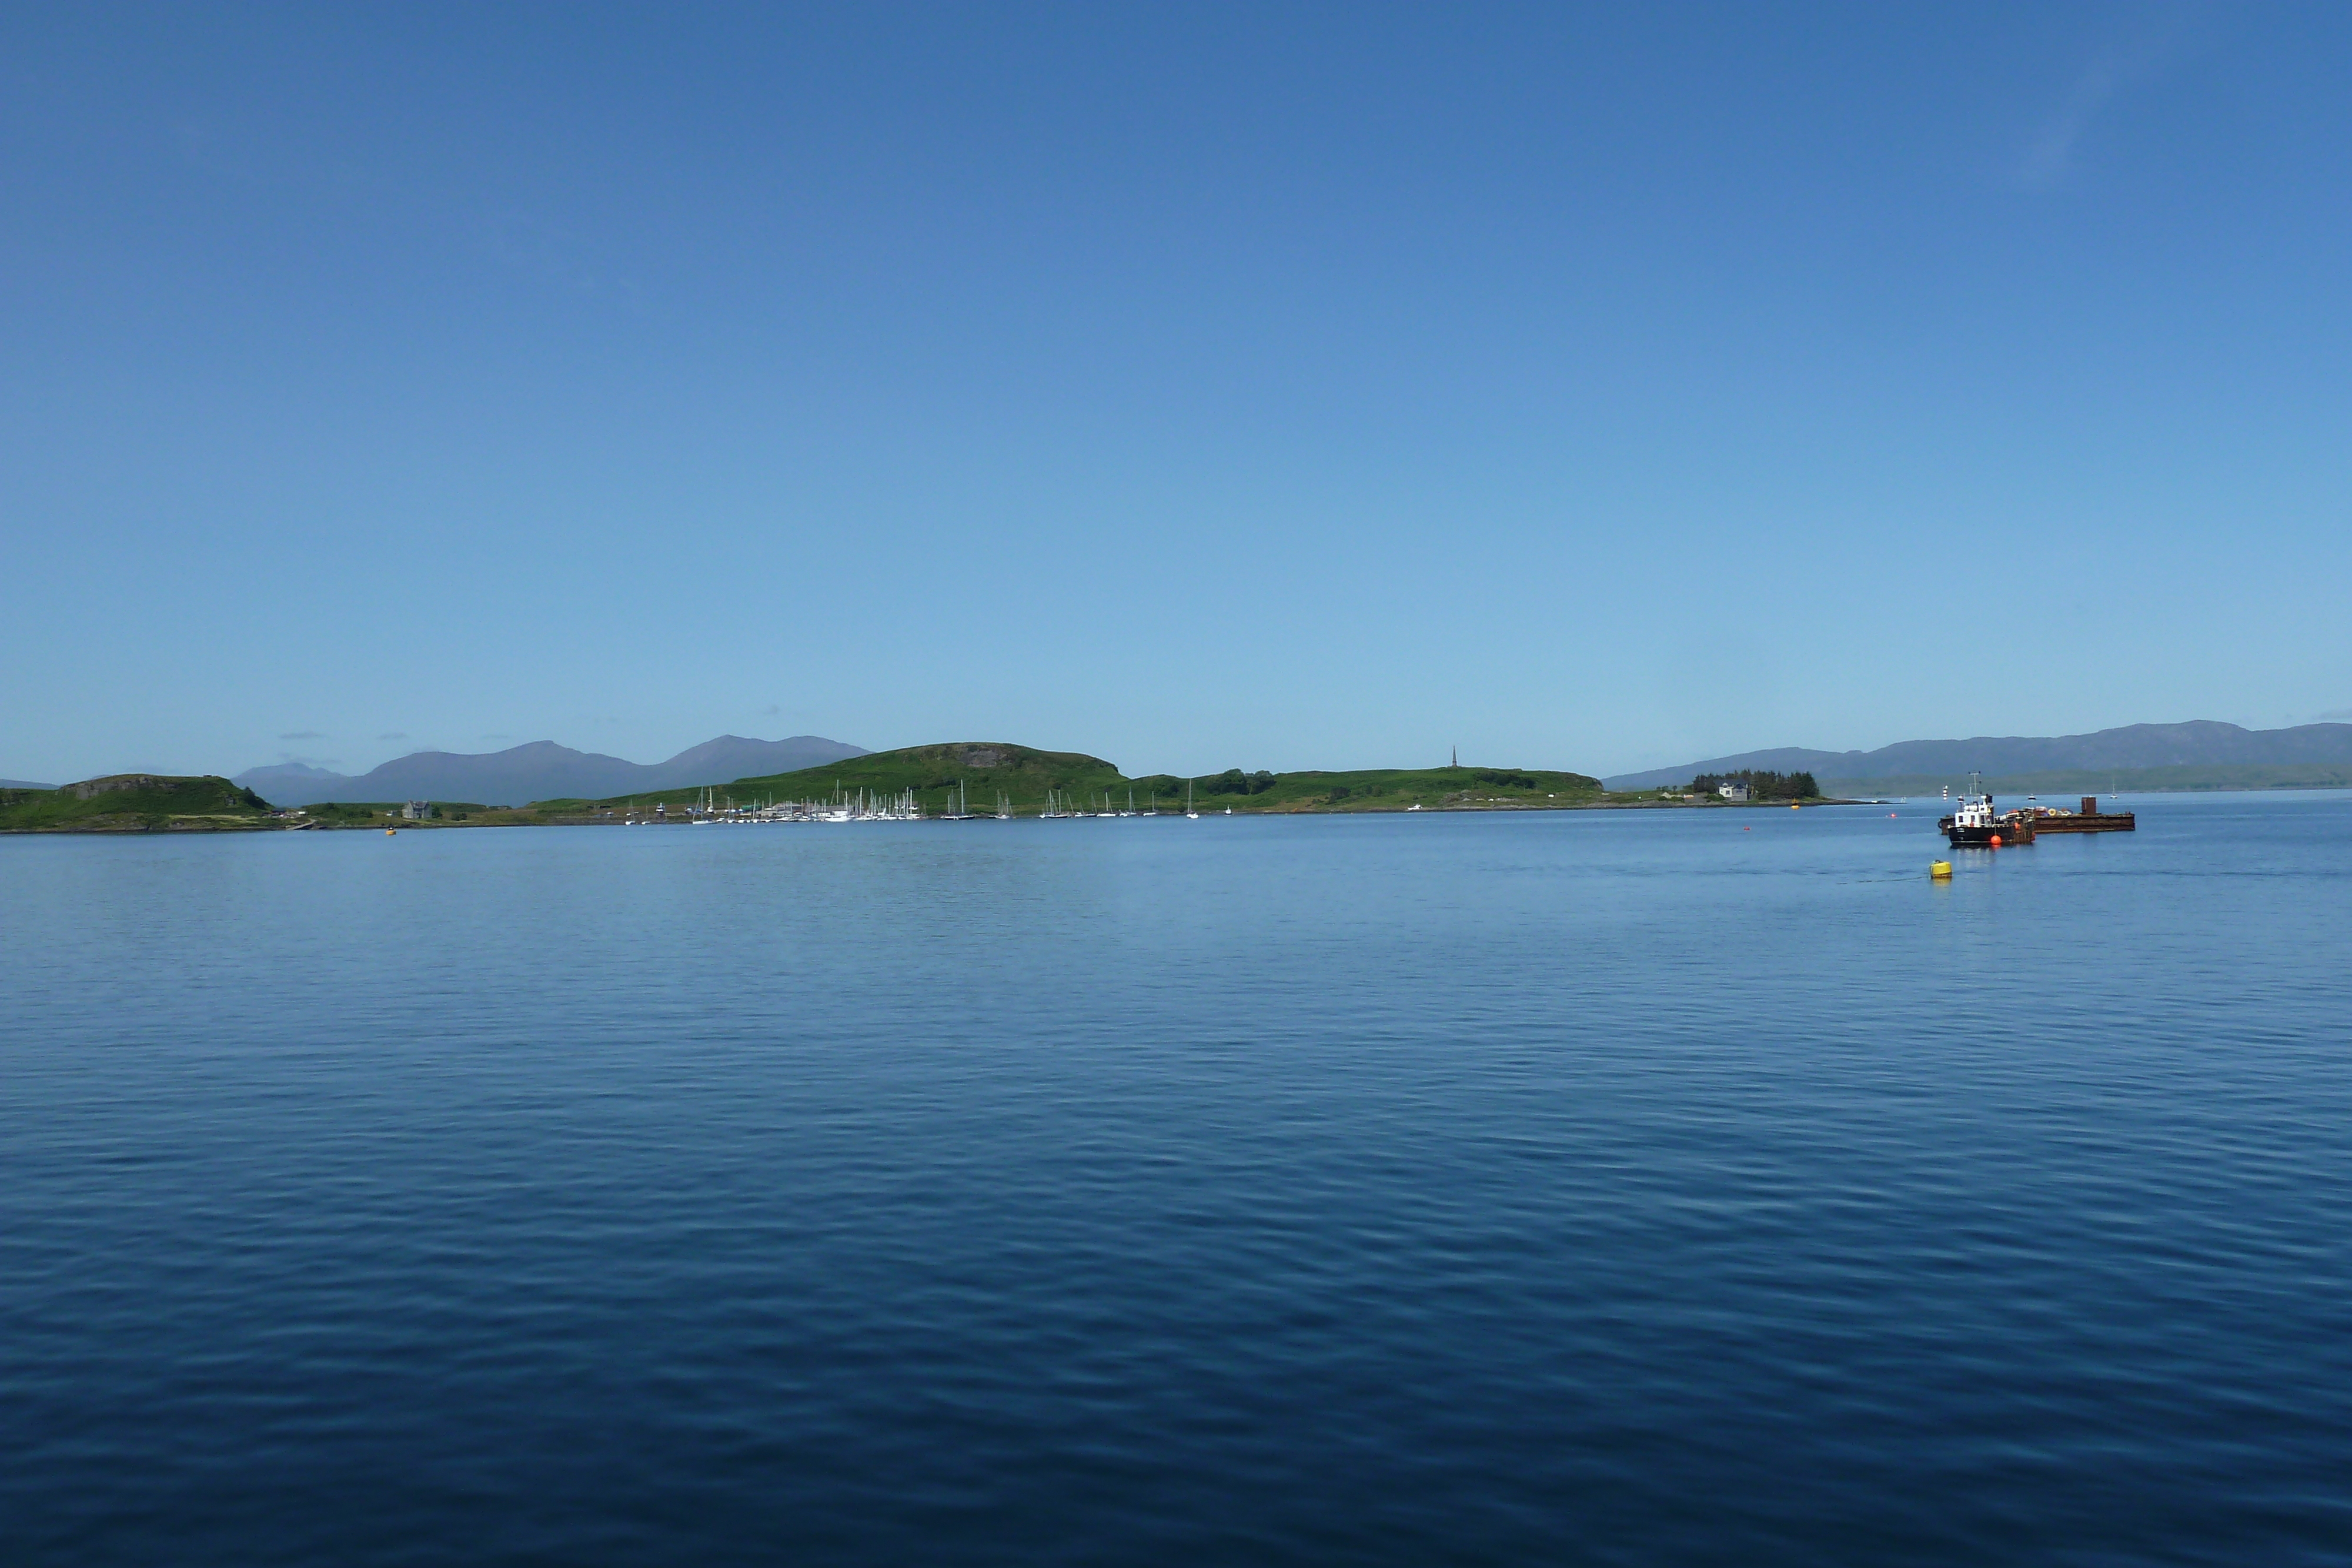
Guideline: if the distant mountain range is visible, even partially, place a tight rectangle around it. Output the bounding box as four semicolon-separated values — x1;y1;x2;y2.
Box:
1603;720;2352;791
0;778;59;790
234;735;868;806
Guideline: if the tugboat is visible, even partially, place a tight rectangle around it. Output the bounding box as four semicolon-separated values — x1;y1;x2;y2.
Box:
1939;776;2036;849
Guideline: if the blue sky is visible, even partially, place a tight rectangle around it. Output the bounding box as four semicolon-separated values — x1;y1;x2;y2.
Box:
5;2;2348;783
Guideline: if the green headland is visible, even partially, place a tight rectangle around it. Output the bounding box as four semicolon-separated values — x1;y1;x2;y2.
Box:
0;775;276;833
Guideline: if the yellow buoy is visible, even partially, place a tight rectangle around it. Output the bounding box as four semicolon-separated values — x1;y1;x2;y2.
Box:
386;827;396;836
1930;860;1952;878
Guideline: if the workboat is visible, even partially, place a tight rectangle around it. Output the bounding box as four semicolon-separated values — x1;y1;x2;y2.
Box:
1939;781;2035;849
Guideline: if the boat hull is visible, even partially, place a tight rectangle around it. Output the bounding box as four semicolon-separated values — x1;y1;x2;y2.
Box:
1941;818;2035;848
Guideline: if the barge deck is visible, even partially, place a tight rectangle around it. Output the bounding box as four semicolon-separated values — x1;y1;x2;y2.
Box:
2030;796;2136;834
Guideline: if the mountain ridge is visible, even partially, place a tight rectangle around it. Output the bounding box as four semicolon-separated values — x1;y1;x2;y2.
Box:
235;734;867;805
1602;720;2352;791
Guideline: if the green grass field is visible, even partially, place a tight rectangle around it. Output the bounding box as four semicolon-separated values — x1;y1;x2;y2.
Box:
295;801;505;825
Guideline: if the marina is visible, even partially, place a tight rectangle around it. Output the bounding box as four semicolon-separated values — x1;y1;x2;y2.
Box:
628;781;1198;827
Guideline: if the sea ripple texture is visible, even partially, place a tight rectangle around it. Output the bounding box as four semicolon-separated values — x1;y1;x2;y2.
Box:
5;795;2350;1566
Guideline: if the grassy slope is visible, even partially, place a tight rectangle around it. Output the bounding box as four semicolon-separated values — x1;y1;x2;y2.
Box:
1148;765;1606;813
564;742;1608;815
0;775;276;831
295;801;509;826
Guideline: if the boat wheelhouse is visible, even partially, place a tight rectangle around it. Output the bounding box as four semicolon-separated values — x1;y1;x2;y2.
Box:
1939;775;2036;848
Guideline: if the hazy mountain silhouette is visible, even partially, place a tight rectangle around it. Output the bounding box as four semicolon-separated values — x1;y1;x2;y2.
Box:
1603;720;2352;790
236;735;867;806
0;778;59;790
236;761;346;799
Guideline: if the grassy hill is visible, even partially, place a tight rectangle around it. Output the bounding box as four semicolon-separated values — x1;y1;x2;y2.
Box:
557;741;1125;814
0;775;278;832
570;741;1606;815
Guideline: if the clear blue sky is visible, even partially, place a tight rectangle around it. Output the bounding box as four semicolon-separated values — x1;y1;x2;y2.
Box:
5;3;2348;784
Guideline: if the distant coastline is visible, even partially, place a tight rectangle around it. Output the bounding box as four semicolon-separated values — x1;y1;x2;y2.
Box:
1822;764;2352;797
1605;720;2352;794
3;744;1854;833
15;723;2352;835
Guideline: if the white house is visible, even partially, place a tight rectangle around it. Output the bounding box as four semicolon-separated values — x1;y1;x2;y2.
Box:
1717;781;1750;803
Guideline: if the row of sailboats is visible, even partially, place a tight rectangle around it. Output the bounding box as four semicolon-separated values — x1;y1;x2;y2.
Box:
1036;785;1204;818
633;778;1226;824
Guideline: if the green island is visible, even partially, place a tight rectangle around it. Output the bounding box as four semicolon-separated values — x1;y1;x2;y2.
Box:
0;743;1840;832
0;775;278;833
548;743;1619;818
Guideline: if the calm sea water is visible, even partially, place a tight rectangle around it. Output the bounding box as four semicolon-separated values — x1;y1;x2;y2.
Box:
5;795;2350;1565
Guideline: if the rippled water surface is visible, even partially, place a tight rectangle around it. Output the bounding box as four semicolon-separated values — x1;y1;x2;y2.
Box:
5;796;2350;1564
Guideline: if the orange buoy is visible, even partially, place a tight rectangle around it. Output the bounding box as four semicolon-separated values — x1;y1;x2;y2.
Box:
1989;834;2002;847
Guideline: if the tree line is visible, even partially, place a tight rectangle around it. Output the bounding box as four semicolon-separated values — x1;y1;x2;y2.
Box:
1692;770;1820;800
1205;769;1278;795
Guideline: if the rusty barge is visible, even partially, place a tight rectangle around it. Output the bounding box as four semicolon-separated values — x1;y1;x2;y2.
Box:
2025;796;2137;834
